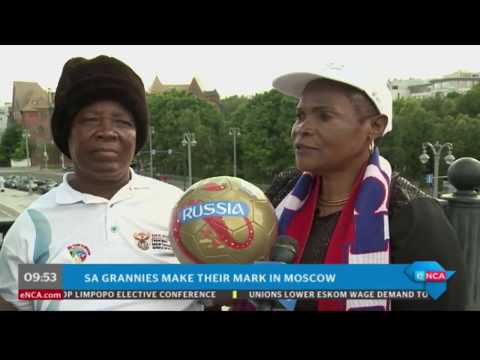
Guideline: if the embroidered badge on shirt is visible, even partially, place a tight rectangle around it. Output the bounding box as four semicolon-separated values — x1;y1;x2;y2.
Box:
67;243;91;263
133;231;151;250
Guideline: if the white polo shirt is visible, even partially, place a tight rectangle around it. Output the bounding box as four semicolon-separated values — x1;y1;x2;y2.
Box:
0;169;202;311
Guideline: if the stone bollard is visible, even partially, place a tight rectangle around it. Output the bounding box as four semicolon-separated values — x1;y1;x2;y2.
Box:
441;157;480;310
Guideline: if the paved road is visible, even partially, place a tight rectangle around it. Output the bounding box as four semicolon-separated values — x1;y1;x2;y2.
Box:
0;188;40;218
0;207;14;218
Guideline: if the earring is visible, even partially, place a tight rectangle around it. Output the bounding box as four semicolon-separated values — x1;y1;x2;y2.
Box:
369;139;375;155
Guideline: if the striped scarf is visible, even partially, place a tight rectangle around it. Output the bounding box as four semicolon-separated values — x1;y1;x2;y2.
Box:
275;148;392;311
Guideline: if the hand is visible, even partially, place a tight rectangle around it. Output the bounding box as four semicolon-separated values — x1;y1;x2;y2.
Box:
0;297;18;311
202;298;237;311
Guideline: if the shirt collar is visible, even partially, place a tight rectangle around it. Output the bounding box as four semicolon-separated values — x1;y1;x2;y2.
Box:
55;168;147;205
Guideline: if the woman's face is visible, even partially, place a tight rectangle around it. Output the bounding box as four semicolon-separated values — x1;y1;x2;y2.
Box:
292;80;373;175
68;100;137;182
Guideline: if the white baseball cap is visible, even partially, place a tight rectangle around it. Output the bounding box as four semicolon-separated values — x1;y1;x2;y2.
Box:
272;64;393;135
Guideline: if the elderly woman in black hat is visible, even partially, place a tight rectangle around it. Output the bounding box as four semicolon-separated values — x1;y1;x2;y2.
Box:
50;56;149;200
264;65;467;311
0;56;202;311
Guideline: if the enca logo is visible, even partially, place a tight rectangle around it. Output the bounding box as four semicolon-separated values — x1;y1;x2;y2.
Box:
414;271;447;282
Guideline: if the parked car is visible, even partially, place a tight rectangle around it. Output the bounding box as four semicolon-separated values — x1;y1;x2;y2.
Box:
8;176;22;189
4;176;17;189
17;177;38;192
34;179;48;187
37;181;58;194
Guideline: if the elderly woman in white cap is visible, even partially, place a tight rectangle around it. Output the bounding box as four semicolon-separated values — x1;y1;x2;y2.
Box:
265;65;466;311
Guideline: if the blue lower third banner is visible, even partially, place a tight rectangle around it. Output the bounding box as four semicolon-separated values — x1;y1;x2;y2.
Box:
60;261;455;300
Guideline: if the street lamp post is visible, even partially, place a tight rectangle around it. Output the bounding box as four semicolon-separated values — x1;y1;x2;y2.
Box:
53;138;65;169
149;126;155;178
229;127;241;177
23;130;30;167
43;143;48;169
153;148;173;177
182;132;197;188
419;141;455;198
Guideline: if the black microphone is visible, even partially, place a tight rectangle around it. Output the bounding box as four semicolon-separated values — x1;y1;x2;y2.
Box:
269;235;298;263
249;235;299;311
243;236;299;311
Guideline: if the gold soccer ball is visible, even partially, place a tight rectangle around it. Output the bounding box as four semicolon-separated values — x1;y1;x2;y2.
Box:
169;176;278;263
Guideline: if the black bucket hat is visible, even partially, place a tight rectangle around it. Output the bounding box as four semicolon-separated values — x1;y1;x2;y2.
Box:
51;55;149;158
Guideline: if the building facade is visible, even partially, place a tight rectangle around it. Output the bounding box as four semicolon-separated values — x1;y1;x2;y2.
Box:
390;71;480;100
148;76;221;107
10;81;64;168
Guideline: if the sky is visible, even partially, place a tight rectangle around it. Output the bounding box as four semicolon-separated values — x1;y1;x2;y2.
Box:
2;45;480;104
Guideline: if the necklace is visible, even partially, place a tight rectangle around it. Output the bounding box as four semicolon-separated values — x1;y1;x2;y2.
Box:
317;196;349;217
317;197;349;207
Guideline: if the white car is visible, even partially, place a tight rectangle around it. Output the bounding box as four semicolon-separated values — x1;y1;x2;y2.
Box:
0;176;5;192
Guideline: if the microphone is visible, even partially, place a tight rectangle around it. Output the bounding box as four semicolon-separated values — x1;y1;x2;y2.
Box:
269;235;298;263
251;235;299;311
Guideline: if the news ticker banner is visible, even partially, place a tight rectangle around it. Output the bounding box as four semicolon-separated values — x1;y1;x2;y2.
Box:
18;261;455;301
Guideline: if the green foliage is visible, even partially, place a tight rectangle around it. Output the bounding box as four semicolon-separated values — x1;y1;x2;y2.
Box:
0;123;24;165
231;90;296;183
142;85;480;188
142;90;228;179
221;95;250;120
382;86;480;184
456;84;480;117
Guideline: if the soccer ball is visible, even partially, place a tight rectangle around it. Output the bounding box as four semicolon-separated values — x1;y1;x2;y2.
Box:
169;176;278;263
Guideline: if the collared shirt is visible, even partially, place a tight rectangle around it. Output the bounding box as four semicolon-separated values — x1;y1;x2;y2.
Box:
0;169;202;311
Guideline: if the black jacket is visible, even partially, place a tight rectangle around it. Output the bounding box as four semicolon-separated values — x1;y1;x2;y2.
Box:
266;168;467;311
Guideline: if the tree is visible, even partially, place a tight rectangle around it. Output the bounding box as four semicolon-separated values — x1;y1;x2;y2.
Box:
11;139;27;160
0;123;24;166
144;90;228;180
231;90;297;184
381;98;437;181
382;85;480;186
221;95;250;121
139;83;480;189
456;84;480;118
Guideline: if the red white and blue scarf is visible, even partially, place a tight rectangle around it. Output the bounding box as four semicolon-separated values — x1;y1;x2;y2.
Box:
275;148;392;311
